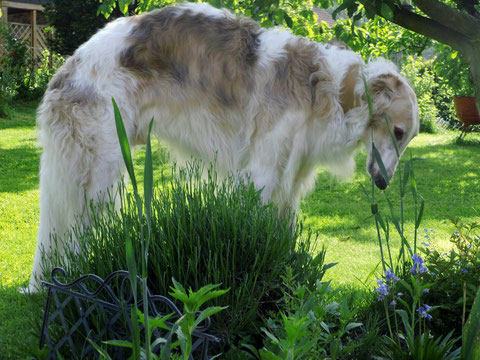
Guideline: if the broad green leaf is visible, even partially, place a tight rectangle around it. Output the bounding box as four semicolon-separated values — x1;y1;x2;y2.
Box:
118;0;130;14
193;306;227;328
380;3;394;20
462;286;480;359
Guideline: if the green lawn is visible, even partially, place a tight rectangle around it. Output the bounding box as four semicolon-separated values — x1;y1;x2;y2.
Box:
1;100;480;357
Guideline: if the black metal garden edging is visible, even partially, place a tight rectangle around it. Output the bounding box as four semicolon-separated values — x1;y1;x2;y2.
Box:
39;267;220;359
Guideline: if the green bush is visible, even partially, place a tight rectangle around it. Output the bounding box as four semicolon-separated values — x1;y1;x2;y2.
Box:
401;56;440;134
0;26;30;116
418;221;480;339
42;162;331;350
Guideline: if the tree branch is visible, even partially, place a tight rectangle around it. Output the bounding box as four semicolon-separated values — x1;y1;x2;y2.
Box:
413;0;480;40
388;7;473;54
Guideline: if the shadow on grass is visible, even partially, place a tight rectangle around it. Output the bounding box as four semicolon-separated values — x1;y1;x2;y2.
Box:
0;101;38;131
0;285;46;359
0;146;40;193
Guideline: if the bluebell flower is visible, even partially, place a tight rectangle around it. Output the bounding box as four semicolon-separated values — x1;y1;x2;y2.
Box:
462;269;469;274
454;231;459;235
430;271;436;276
422;288;430;294
375;279;390;301
452;282;456;286
410;254;428;274
385;268;399;283
397;292;403;297
389;300;397;307
422;241;430;246
424;235;430;239
408;247;413;251
417;305;432;320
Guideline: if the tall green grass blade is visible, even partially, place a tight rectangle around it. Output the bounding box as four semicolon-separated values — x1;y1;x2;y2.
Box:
415;195;425;229
402;160;410;197
372;143;390;187
362;73;373;117
112;98;137;193
462;286;480;359
86;339;113;360
384;114;400;157
144;118;154;229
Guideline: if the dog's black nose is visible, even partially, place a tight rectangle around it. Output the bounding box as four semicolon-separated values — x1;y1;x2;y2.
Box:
374;173;388;190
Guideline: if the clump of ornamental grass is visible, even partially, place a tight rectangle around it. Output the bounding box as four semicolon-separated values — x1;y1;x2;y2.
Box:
40;160;330;350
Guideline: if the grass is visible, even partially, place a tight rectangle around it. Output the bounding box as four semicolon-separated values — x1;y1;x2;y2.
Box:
0;100;479;356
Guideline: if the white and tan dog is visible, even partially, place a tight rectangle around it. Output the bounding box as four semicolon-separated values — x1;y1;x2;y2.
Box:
28;3;418;291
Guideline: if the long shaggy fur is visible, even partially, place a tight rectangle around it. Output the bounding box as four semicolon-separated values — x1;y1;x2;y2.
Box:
28;3;419;291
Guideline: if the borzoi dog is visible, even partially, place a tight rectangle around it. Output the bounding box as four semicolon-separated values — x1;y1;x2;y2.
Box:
27;3;419;291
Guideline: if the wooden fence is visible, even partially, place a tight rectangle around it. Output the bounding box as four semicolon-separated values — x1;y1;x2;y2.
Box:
4;21;49;63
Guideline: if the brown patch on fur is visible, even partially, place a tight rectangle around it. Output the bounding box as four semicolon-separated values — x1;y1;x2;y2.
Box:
49;56;78;91
47;56;97;105
120;7;261;107
340;64;360;114
267;38;334;114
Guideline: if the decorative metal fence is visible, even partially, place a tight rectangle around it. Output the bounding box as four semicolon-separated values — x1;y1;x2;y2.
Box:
40;268;220;359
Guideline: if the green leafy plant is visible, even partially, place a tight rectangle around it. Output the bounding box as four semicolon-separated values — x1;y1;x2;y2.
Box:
418;221;480;337
244;279;363;360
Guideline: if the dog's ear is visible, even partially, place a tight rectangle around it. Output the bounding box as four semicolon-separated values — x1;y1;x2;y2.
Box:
309;65;336;114
370;73;403;101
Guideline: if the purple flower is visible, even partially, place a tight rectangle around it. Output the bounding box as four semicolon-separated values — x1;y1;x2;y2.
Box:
424;235;430;239
454;231;460;235
375;279;391;301
389;300;397;307
410;254;428;275
422;241;430;246
417;305;432;320
385;268;399;283
397;292;403;297
422;288;430;294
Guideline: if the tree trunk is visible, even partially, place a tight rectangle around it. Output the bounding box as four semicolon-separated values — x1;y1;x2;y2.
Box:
466;49;480;111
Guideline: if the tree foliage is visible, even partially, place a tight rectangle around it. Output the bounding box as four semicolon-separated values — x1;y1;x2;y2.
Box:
44;0;125;55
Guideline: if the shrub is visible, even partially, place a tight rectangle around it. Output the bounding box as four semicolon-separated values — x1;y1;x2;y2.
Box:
42;161;331;350
0;26;30;116
401;56;440;133
418;221;480;338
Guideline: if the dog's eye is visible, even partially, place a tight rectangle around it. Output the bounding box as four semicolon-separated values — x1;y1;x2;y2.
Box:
394;127;404;141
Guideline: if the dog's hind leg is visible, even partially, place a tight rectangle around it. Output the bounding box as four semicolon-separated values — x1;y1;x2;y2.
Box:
26;105;128;293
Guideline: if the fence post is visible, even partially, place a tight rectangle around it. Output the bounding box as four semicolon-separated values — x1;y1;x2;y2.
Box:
30;9;37;59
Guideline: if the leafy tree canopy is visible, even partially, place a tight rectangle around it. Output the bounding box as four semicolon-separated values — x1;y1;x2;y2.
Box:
44;0;125;55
